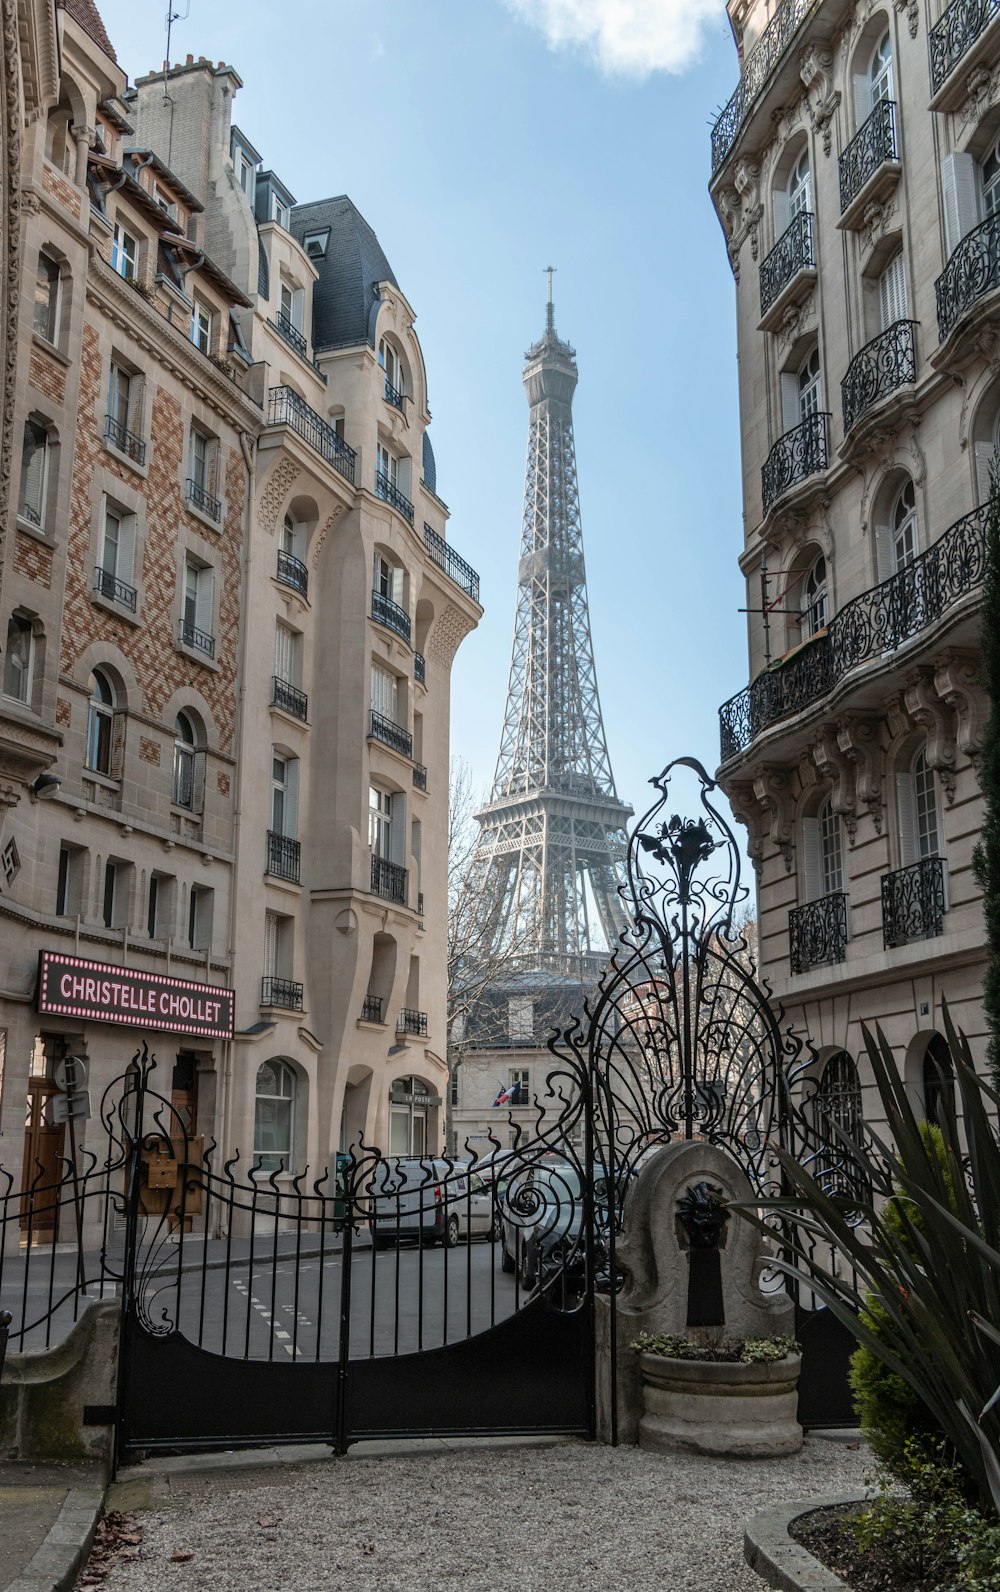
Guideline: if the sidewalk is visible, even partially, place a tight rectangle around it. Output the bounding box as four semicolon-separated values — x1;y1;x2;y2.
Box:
0;1462;104;1592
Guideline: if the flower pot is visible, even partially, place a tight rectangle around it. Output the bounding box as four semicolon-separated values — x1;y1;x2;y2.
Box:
637;1350;803;1458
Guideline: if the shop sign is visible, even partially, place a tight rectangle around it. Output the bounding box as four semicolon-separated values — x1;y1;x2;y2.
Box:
390;1088;442;1107
36;951;234;1041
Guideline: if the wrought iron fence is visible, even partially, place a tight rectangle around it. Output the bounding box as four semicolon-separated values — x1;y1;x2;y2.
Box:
361;992;383;1023
276;548;309;597
413;763;427;790
719;503;987;760
268;386;356;483
759;212;814;317
881;856;946;948
414;651;426;684
371;590;411;643
711;0;815;172
371;854;407;904
930;0;1000;93
384;376;404;410
261;976;304;1010
841;319;917;434
424;524;480;603
272;677;308;720
397;1008;428;1037
179;618;215;659
104;414;146;465
369;709;413;758
266;830;301;883
789;892;849;974
272;311;307;360
838;100;897;213
936;214;1000;340
761;412;829;513
94;567;137;613
375;470;414;523
186;478;222;523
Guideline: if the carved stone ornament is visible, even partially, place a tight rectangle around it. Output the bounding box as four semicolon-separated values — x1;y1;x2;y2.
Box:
799;46;841;156
892;0;919;39
858;423;925;530
837;716;885;832
310;503;345;568
904;671;958;804
258;458;300;535
733;159;764;262
812;731;858;843
958;64;999;134
724;780;766;873
933;650;988;765
777;289;816;355
715;186;743;280
861;194;897;255
752;765;796;871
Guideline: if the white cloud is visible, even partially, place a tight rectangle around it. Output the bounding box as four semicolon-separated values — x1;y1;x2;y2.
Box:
504;0;721;78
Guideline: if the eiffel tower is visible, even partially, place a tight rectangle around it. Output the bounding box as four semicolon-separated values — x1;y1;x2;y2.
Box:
470;276;632;982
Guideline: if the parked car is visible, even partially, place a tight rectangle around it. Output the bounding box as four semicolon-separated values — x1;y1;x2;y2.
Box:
454;1168;503;1242
369;1157;467;1249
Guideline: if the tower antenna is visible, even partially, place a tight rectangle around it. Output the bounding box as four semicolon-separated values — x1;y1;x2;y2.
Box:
164;2;191;94
545;264;555;333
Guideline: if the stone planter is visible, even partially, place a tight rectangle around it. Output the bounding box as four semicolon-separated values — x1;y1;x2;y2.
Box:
637;1350;803;1458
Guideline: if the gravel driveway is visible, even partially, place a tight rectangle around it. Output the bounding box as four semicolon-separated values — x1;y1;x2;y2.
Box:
97;1435;871;1592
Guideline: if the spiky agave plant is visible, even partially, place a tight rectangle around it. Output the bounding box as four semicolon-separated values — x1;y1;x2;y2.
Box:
736;1005;1000;1514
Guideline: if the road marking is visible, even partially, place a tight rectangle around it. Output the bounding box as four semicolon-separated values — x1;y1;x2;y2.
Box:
229;1276;300;1357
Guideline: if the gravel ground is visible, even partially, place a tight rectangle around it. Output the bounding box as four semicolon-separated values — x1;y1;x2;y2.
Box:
96;1435;872;1592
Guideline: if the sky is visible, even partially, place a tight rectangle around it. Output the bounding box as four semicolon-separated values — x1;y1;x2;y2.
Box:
95;0;746;837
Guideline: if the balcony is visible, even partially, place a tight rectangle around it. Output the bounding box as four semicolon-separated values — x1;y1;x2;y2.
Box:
361;993;384;1024
841;320;917;436
272;676;308;721
384;375;404;410
267;386;356;484
266;830;301;884
104;413;146;466
375;469;414;524
186;478;222;523
936;216;1000;343
271;310;307;360
179;618;215;659
369;708;413;758
261;976;304;1011
414;651;426;685
881;857;946;949
711;0;816;174
276;548;309;598
931;0;1000;101
371;854;407;905
371;589;411;643
759;212;815;326
397;1008;428;1038
838;101;899;226
423;524;480;603
789;892;849;974
413;763;427;791
718;503;987;761
94;566;137;613
761;412;829;514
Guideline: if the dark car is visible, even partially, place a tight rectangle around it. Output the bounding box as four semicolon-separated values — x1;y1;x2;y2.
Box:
499;1162;613;1290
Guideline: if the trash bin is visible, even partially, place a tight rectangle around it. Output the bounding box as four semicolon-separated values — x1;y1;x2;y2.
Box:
333;1152;350;1232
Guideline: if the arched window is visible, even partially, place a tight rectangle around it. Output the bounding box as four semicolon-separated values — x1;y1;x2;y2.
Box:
798;346;821;420
869;31;893;107
280;513;302;561
876;477;918;581
172;712;197;809
378;336;405;403
814;1052;866;1196
85;670;116;775
802;554;828;637
788;150;811;221
253;1059;296;1171
897;747;941;866
803;795;844;901
33;252;61;344
3;614;35;704
922;1034;954;1126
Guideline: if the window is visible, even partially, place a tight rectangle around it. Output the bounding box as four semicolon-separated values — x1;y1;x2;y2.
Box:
271;754;298;837
190;300;214;356
99;503;135;588
110;222;138;281
264;911;294;978
897;749;942;866
302;229;329;259
508;998;534;1042
102;860;117;928
56;846;70;915
802;555;828;637
814;1052;865;1198
798;347;821;420
107;360;135;438
371;662;399;722
56;846;83;917
3;615;34;703
803;796;844;901
278;279;304;333
373;552;404;606
869;32;892;108
182;559;213;646
85;669;116;775
984;137;1000;221
378;337;403;394
147;873;161;937
271;192;290;229
238;151;255;197
254;1059;296;1171
172;712;197;808
510;1068;531;1104
274;622;301;689
280;513;304;562
19;420;48;527
891;478;917;572
922;1034;954;1126
369;784;393;858
33;252;60;342
188;884;213;950
878;252;907;331
781;149;811;230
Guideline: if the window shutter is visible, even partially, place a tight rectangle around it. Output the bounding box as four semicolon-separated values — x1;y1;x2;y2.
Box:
773;185;789;237
780;373;800;435
853;71;872;126
896;771;917;866
976;440;998;504
879;254;907;329
875;521;894;582
264;913;278;976
20;429;46;517
195;568;213;636
111;709;127;782
391;565;405;608
191;750;207;815
118;514;136;583
285;757;299;839
941;152;980;258
802;815;822;901
275;623;294;683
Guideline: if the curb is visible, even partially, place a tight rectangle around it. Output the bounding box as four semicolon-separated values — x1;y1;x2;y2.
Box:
3;1484;105;1592
744;1494;864;1591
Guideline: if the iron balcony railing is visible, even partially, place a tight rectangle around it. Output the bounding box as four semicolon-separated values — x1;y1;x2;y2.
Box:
936;215;1000;341
838;100;897;213
789;892;849;974
94;566;137;613
267;386;356;483
413;763;427;791
761;411;829;513
371;854;407;905
881;856;946;948
361;993;384;1023
759;212;814;318
423;523;480;603
272;310;307;360
371;589;411;642
418;891;424;916
104;413;146;465
375;469;414;523
261;976;304;1011
384;375;404;410
266;830;301;884
397;1008;428;1038
414;651;426;684
272;676;308;720
179;618;215;659
276;548;309;597
718;502;987;761
186;477;222;522
370;708;413;758
711;0;815;172
841;320;917;435
930;0;1000;93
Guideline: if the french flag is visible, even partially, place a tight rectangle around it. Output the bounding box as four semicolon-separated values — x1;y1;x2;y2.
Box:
493;1084;514;1107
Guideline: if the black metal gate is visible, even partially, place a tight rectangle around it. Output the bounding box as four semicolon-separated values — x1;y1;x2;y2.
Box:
0;756;863;1460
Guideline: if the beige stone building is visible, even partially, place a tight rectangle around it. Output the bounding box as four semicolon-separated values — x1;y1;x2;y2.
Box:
710;0;992;1127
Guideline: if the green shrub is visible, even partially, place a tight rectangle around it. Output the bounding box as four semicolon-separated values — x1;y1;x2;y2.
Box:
632;1331;799;1364
853;1450;1000;1590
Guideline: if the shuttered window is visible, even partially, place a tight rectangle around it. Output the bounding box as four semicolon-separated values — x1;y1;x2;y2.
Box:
878;252;907;330
914;752;940;859
941;152;980;256
371;663;398;722
820;798;844;896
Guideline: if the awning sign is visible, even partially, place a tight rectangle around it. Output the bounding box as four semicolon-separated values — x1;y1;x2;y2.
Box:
36;952;234;1041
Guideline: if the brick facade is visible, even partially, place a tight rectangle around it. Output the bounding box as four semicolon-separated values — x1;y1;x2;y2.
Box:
13;531;53;587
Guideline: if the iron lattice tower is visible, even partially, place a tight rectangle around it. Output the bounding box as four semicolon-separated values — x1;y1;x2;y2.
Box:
471;286;632;978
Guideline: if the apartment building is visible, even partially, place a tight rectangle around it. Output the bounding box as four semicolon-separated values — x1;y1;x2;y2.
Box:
710;0;992;1127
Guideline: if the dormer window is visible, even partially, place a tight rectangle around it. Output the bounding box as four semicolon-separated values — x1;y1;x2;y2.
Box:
111;222;138;282
190;299;215;356
303;230;329;260
238;151;255;199
272;193;290;229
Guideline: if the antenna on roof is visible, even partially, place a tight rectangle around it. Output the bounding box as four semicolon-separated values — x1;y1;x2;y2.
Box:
545;265;556;334
164;1;191;95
